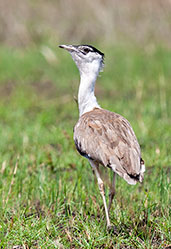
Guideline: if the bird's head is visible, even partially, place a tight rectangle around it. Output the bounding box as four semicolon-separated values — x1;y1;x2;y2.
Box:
59;44;104;76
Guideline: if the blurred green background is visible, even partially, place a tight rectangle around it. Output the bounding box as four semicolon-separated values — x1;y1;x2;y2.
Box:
0;0;170;248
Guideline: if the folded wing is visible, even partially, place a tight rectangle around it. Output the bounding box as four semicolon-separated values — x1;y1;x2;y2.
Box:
74;108;145;184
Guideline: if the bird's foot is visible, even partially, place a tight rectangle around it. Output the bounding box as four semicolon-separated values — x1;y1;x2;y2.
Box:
107;224;119;235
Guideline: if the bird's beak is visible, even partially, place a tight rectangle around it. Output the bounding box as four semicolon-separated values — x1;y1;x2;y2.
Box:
59;45;77;52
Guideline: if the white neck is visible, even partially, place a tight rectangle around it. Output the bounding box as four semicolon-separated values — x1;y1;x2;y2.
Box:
78;72;100;116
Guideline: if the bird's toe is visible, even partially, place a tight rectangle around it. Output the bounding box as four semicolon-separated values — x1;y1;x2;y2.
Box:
107;224;119;235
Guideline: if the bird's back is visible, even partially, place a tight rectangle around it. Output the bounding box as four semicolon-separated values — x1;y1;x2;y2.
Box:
74;108;145;184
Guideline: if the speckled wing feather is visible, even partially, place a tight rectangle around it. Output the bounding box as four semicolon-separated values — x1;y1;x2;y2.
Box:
74;108;144;183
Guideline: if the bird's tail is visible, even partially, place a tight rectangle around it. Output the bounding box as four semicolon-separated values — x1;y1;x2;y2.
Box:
125;158;145;185
139;158;145;182
110;158;145;185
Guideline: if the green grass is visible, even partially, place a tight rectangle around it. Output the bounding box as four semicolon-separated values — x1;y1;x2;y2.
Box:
0;43;170;248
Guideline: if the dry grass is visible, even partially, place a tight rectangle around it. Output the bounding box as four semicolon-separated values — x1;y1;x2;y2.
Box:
0;0;171;47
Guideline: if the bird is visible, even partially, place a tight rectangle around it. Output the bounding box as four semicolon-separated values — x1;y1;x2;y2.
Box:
59;44;145;229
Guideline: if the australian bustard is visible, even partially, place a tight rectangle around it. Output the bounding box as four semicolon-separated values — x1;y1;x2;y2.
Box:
59;44;145;229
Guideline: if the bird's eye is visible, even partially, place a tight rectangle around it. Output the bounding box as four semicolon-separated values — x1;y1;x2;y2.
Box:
83;48;90;54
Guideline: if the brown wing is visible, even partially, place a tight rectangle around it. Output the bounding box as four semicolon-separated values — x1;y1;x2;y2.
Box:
74;108;142;178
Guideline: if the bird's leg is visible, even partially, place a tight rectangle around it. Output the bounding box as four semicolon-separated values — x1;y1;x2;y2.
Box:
108;172;116;212
89;160;111;229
